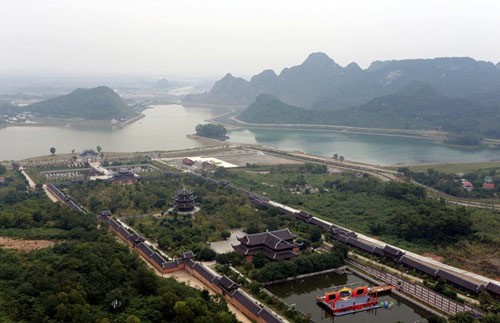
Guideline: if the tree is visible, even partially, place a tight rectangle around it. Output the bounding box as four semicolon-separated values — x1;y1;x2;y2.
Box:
196;248;216;261
71;149;75;154
332;154;338;161
71;156;78;162
96;145;102;153
252;253;269;269
447;311;474;323
0;164;6;175
195;123;227;139
220;230;231;240
339;156;344;162
50;147;56;155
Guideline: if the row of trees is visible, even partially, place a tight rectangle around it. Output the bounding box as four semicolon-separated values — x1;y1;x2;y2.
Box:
49;145;102;156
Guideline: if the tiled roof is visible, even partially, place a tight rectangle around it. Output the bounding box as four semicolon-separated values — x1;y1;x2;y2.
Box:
308;217;332;230
383;245;404;257
232;290;262;316
218;276;239;291
436;269;482;292
346;237;376;253
151;252;168;267
137;242;155;257
400;256;438;277
484;282;500;295
193;263;218;283
258;308;282;323
182;251;194;259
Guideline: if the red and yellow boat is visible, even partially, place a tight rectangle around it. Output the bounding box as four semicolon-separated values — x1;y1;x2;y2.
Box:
316;285;381;316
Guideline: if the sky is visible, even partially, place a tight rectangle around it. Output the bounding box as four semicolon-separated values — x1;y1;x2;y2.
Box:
1;0;500;79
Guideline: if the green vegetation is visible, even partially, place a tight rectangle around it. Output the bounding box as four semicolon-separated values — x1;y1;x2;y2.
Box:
399;167;500;199
0;170;237;322
195;123;227;139
239;85;500;140
26;86;138;120
218;165;499;277
444;133;484;146
0;237;236;322
250;248;347;283
67;172;330;257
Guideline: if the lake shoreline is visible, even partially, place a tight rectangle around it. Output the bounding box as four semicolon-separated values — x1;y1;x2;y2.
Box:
208;113;500;147
0;113;145;128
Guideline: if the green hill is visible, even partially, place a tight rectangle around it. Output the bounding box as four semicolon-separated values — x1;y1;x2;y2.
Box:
26;86;137;120
238;84;500;138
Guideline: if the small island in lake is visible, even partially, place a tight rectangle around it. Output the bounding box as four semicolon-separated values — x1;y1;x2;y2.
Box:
195;123;228;140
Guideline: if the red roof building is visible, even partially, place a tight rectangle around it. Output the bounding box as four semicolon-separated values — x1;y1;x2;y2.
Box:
232;228;302;262
482;176;495;190
463;181;473;192
183;158;195;166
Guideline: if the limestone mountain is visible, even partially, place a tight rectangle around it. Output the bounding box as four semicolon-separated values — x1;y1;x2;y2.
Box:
184;53;500;111
26;86;137;120
183;73;260;106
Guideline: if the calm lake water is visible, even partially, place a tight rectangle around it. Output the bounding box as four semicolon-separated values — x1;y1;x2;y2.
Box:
228;128;500;165
2;104;500;164
267;272;431;323
0;105;219;160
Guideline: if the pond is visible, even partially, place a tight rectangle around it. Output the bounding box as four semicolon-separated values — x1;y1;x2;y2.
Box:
266;272;432;323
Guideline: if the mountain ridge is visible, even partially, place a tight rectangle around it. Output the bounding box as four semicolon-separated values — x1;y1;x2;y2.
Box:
184;53;500;110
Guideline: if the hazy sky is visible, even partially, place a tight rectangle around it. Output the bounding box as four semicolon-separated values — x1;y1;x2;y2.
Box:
1;0;500;79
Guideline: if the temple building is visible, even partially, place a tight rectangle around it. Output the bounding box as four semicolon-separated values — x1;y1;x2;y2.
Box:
80;149;99;162
232;228;302;262
483;176;495;190
111;168;138;184
174;189;196;212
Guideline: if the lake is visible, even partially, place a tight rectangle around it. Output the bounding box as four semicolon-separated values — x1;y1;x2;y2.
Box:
266;272;431;323
228;128;500;165
2;104;500;165
0;105;220;160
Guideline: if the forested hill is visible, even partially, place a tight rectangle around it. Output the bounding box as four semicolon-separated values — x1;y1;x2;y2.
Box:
238;84;500;138
184;53;500;110
26;86;138;120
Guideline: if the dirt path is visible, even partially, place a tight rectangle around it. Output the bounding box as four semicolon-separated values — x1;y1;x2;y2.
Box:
0;237;55;252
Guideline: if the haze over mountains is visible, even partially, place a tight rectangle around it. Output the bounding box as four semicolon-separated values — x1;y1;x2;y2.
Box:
185;53;500;138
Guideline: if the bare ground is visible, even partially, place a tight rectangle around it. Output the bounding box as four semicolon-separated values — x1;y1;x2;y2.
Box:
0;237;56;252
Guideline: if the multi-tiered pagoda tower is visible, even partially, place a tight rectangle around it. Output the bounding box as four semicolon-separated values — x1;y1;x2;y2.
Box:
174;189;196;212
